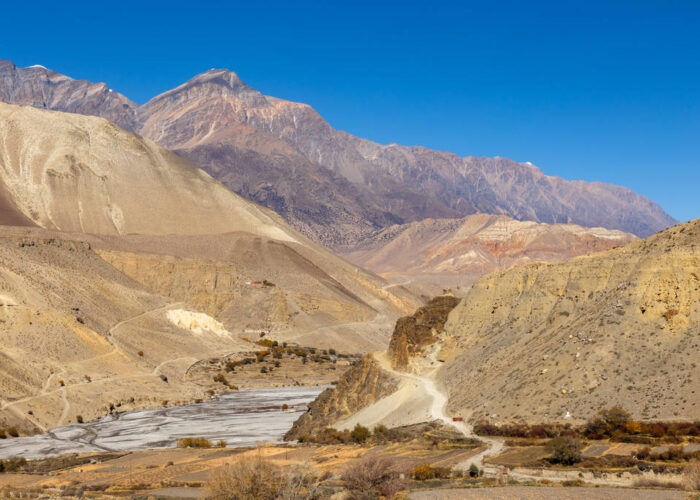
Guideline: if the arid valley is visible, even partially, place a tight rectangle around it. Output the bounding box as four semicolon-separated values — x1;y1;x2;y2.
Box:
0;4;699;498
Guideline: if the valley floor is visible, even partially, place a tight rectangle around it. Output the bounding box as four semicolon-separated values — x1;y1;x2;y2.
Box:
0;440;695;499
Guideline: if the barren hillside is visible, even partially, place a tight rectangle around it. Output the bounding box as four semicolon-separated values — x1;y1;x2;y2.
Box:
341;214;637;288
439;218;699;422
0;232;248;435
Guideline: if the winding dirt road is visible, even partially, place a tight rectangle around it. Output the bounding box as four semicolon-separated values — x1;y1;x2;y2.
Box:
373;351;505;469
369;351;684;487
1;302;195;429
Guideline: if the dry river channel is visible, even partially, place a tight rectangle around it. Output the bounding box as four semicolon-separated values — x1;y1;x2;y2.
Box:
0;386;325;460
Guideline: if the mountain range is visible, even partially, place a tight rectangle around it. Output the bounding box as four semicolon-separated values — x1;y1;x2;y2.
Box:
0;60;676;247
341;214;637;288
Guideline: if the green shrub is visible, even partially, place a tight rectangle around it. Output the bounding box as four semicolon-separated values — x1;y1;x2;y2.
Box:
546;436;582;465
350;424;370;444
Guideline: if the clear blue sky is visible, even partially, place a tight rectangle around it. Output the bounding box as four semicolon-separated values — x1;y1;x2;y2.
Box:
4;0;698;221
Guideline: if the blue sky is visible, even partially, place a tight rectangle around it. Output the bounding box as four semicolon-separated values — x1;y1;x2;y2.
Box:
4;0;698;221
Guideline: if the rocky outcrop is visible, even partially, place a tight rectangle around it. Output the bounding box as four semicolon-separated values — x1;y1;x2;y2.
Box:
284;355;399;440
341;214;637;287
0;60;137;130
438;218;700;422
388;295;461;371
0;61;676;246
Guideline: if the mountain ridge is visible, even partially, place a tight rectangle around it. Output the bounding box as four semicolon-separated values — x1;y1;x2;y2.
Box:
0;59;677;245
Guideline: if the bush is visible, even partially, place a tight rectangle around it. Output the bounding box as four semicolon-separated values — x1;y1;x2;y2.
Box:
207;454;321;500
683;460;700;491
0;457;26;473
342;455;404;499
214;373;228;385
412;464;451;480
373;424;388;436
216;440;227;448
351;424;370;444
76;415;84;424
7;427;18;437
469;463;480;478
0;429;6;439
546;436;582;465
177;437;213;448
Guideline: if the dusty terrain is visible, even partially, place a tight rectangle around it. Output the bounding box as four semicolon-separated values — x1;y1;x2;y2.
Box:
439;218;700;423
0;233;246;435
0;102;423;434
341;214;637;288
408;487;688;500
0;60;676;247
0;437;693;499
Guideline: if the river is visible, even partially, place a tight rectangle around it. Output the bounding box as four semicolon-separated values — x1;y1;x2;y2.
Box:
0;386;324;460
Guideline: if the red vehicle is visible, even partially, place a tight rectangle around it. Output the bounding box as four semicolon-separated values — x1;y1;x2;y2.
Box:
452;417;464;422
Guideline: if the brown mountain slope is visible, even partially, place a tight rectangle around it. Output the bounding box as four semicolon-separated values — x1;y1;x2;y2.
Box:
0;102;295;240
0;103;421;350
0;231;250;434
438;218;700;422
0;60;136;130
340;214;637;288
134;69;675;239
0;61;676;245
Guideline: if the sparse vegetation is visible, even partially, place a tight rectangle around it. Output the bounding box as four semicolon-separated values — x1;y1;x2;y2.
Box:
468;463;480;478
683;460;700;491
177;437;213;448
546;436;582;465
350;424;370;444
207;454;321;500
342;455;404;499
0;457;26;473
475;406;700;443
412;464;452;480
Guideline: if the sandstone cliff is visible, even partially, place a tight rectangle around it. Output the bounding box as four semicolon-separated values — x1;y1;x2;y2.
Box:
284;355;399;440
388;295;461;371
